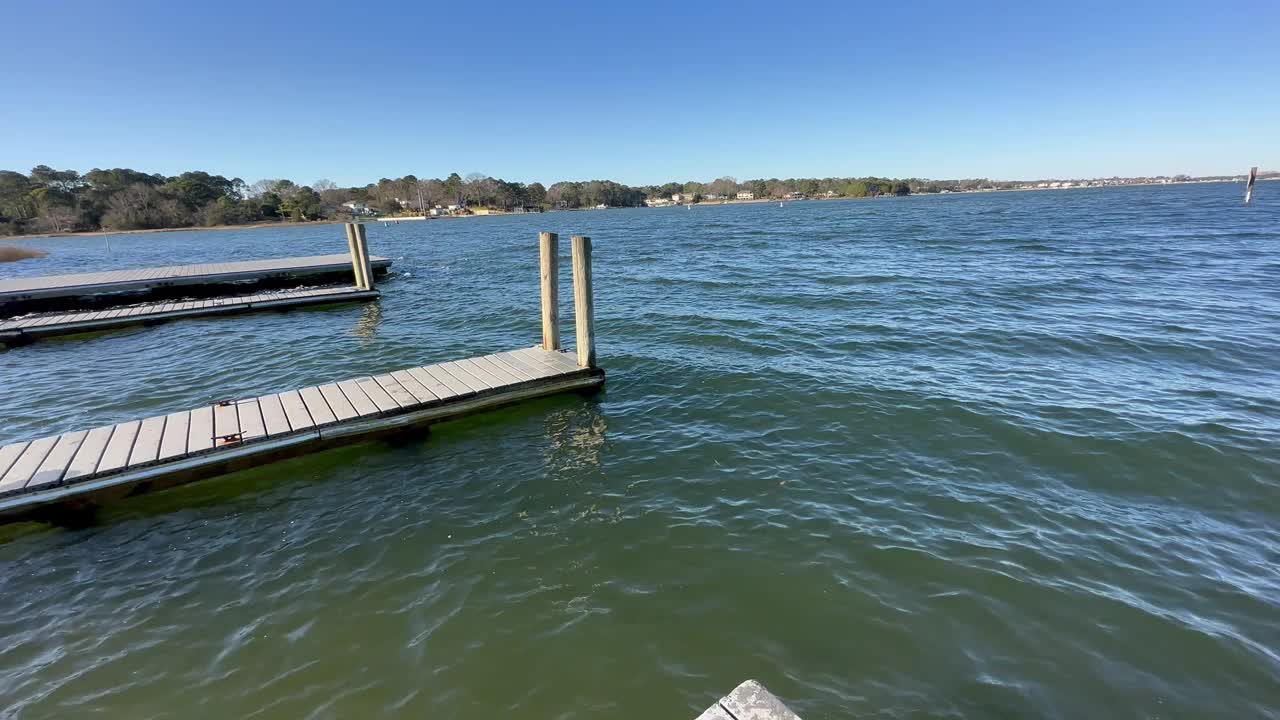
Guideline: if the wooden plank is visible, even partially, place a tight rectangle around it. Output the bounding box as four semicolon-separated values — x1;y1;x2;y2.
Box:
718;681;801;720
97;420;141;474
354;377;399;412
456;358;508;389
420;364;473;396
389;370;438;404
188;406;214;452
492;350;556;380
318;383;359;421
298;386;337;425
0;437;60;492
472;355;525;385
213;401;240;446
404;366;457;400
439;361;490;392
27;431;89;489
128;415;166;466
64;425;116;480
372;374;419;409
278;390;315;430
483;353;536;381
158;411;190;460
520;347;581;374
259;394;292;436
337;380;380;416
510;347;570;375
236;399;267;440
0;442;30;480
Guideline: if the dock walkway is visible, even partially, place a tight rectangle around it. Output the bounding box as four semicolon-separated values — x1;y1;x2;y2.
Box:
0;253;391;308
0;347;603;520
0;286;378;345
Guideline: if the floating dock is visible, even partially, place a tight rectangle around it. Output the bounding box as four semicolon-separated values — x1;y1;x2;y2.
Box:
0;232;600;523
0;347;603;521
696;680;801;720
0;286;379;345
0;253;391;314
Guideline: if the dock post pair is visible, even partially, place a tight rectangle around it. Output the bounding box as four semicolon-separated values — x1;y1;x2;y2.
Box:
345;223;375;290
538;232;595;369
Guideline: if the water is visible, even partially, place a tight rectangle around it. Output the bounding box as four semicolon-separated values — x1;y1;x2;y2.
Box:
1;183;1277;719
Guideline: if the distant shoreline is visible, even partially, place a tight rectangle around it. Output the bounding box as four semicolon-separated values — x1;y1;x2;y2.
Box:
4;178;1261;243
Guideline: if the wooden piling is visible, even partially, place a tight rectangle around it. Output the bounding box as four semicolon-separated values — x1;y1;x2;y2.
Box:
354;223;375;290
345;223;366;289
539;231;560;351
1246;166;1257;205
571;235;595;368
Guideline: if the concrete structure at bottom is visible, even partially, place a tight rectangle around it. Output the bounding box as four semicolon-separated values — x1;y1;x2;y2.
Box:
696;680;802;720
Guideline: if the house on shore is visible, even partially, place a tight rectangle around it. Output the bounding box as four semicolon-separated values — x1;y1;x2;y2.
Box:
342;202;376;215
736;191;755;200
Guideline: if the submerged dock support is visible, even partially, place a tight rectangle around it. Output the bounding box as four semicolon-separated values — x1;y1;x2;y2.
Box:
540;231;560;350
571;235;595;368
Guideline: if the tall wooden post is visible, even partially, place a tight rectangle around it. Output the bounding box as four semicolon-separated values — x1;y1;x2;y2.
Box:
571;235;595;368
539;231;560;350
345;223;366;290
354;223;375;290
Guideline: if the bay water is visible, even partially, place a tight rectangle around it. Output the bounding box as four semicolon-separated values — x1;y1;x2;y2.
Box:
0;183;1276;718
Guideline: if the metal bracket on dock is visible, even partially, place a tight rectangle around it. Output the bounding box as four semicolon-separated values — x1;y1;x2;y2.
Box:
215;432;243;446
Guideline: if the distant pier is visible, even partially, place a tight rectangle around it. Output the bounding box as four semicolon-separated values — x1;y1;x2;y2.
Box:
0;224;390;344
0;252;391;315
0;286;379;345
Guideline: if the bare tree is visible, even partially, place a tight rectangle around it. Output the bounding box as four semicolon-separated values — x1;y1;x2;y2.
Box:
35;206;77;233
248;179;283;198
709;176;738;196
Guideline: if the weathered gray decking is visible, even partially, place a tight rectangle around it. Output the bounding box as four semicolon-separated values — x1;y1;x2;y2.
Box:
0;347;603;521
0;286;379;344
0;254;392;305
697;680;802;720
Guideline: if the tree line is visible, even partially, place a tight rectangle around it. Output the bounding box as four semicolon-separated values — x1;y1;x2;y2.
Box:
0;163;1019;236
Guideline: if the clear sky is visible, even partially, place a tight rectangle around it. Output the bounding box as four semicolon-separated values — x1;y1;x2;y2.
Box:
3;0;1276;187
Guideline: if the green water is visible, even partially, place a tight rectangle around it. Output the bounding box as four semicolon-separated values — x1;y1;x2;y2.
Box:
0;184;1277;718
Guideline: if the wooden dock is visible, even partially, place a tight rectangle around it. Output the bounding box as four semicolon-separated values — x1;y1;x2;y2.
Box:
0;253;391;313
0;286;379;345
696;680;802;720
0;347;603;521
0;232;601;523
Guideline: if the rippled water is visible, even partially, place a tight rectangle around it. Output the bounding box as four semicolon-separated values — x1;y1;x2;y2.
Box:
1;183;1277;719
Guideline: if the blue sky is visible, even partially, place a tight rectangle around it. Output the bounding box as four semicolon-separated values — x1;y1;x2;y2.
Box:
3;1;1276;186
